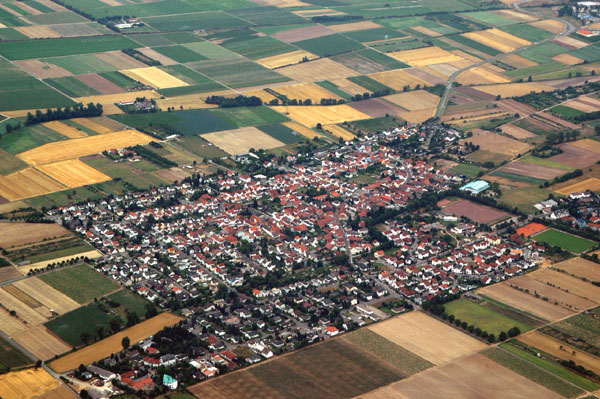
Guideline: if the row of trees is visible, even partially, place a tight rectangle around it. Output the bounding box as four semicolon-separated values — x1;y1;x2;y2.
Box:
25;103;103;126
206;95;262;108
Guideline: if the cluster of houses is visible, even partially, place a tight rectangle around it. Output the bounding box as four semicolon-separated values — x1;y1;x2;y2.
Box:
535;191;600;231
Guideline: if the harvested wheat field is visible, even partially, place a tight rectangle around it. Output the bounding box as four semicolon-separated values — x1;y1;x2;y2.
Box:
568;138;600;154
0;266;22;283
42;121;87;138
323;124;355;141
275;58;357;82
456;66;510;85
0;222;69;248
368;311;487;365
14;325;71;361
17;130;154;165
71;116;125;134
383;90;440;111
500;54;538;69
274;83;343;102
556;177;600;195
551;257;600;281
532;268;600;303
358;354;562;399
283;121;319;139
14;60;72;79
273;104;369;127
564;96;600;113
477;82;554;97
121;66;187;89
136;47;178;66
15;25;61;39
478;282;576;321
389;46;465;67
13;277;79;314
0;168;65;201
500;123;536;139
553;35;588;49
398;108;438;123
368;69;429;91
202;127;285;155
519;331;600;375
411;26;442;37
329;20;383;33
36;384;77;399
50;312;183;373
462;131;532;156
464;28;530;53
19;250;102;274
494;9;538;22
530;19;566;34
257;50;318;69
553;53;584;66
75;90;160;106
0;368;60;399
37;159;111;188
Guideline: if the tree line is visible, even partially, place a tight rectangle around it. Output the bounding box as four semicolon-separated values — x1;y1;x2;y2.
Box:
206;95;262;108
25;103;103;126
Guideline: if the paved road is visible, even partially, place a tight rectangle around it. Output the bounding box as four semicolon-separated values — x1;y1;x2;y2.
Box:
436;0;577;119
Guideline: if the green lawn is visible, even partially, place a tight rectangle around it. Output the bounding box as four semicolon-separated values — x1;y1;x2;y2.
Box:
39;264;120;304
519;155;573;171
445;298;531;336
532;229;597;253
449;163;484;178
499;186;551;214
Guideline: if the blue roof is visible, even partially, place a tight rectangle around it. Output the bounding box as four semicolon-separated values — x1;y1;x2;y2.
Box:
461;180;489;191
163;374;177;384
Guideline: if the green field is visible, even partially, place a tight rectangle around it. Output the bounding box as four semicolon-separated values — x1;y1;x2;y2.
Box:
445;298;531;336
143;11;248;31
211;106;289;128
316;81;353;100
332;48;409;74
543;307;600;356
519;155;573;171
0;335;31;370
532;229;597;253
229;6;306;25
448;163;484;178
106;289;148;318
85;157;170;189
499;186;551;213
183;41;238;60
461;11;517;27
550;105;586;120
500;23;554;42
39;264;120;304
45;301;116;346
345;28;405;43
257;123;305;145
152;45;208;63
222;36;296;60
44;76;100;98
189;58;289;88
0;148;28;175
294;34;364;57
42;54;119;75
157;64;226;94
98;71;139;90
489;171;546;185
348;75;392;93
178;136;229;159
24;243;96;264
0;125;67;154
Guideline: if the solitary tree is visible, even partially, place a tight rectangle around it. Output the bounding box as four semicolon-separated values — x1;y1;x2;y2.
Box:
122;336;130;350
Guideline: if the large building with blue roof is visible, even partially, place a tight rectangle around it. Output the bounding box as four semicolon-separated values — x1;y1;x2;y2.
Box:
460;180;490;194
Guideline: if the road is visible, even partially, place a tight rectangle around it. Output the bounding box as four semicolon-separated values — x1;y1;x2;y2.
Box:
435;0;578;119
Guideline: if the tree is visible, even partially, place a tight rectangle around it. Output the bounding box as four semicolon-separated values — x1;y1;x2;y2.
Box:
122;336;130;350
110;317;122;333
35;360;42;369
499;331;507;341
81;332;91;345
508;326;521;337
487;333;496;343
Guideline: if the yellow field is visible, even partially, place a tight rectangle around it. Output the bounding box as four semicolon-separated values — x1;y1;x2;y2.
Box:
43;121;87;138
323;124;355;140
555;177;600;195
552;53;583;66
37;159;111;188
398;108;438;123
50;313;184;373
0;368;60;399
568;138;600;154
14;326;72;361
275;58;358;82
456;66;510;85
17;130;154;165
283;121;319;139
328;20;382;33
0;168;65;201
411;26;442;37
383;90;440;111
476;82;554;97
202;126;285;155
294;8;344;16
102;103;124;115
155;89;232;110
449;112;511;125
13;277;79;314
15;25;61;39
70;117;118;134
273;104;369;127
493;9;538;22
464;28;530;53
274;83;343;102
76;90;161;106
256;49;318;69
529;19;566;34
18;250;102;274
368;69;429;91
121;66;187;89
501;54;538;69
389;46;465;67
330;78;372;95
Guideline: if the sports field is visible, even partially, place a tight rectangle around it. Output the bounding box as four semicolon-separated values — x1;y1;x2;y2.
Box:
532;229;597;253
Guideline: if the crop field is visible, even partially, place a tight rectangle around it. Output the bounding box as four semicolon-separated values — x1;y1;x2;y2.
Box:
293;34;364;57
13;277;79;315
441;199;510;224
564;96;600;113
349;98;404;118
0;222;70;248
121;66;188;89
0;368;60;399
331;48;409;74
556;177;600;195
0;288;48;331
463;131;532;156
17;130;154;165
275;58;358;83
257;124;305;145
367;69;429;91
389;46;468;67
543;307;600;355
75;90;161;107
189;58;289;89
383;90;440;111
551;257;600;281
70;116;123;134
500;123;537;139
0;334;31;370
530;19;566;34
0;168;66;202
39;264;120;304
222;36;296;60
257;50;318;69
323;124;355;141
202;127;285;155
456;65;511;85
273;105;369;127
464;28;530;53
550;143;600;169
50;312;183;373
274;83;343;102
532;229;597;254
444;298;531;336
282;121;319;139
37;159;111;188
495;161;566;181
42;121;87;139
368;311;487;365
14;325;71;361
531;268;600;303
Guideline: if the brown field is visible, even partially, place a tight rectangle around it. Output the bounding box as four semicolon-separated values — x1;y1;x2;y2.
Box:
273;104;369;127
283;121;319;139
274;83;343;102
50;312;183;372
0;265;22;283
411;26;442;37
397;108;438;123
538;111;580;130
275;58;357;82
17;130;154;165
383;90;440;111
71;116;125;134
11;1;42;14
368;69;429;91
0;368;60;399
36;159;111;188
456;66;510;85
463;131;532;155
551;257;600;281
272;24;335;43
0;222;70;248
423;62;459;79
500;123;536;139
494;9;538;22
14;325;71;361
189;371;285;399
15;25;61;39
498;98;538;116
256;0;309;6
404;67;447;86
519;331;600;375
564;96;600;113
76;73;125;95
442;199;510;224
257;50;318;69
329;21;383;33
13;277;79;314
94;50;146;70
0;289;47;331
155;95;221;111
530;19;567;34
202;126;285;155
368;311;487;365
323;124;355;140
101;103;123;115
358;354;562;399
478;282;577;321
121;66;187;89
389;46;466;67
508;274;597;312
550;143;600;169
455;86;497;101
136;47;178;66
552;53;584;66
476;82;554;97
18;250;102;274
75;90;161;106
463;29;530;53
568;138;600;154
14;59;72;79
500;54;538;69
556;177;600;195
0;168;66;201
43;121;87;139
496;160;566;180
532;268;600;303
349;98;404;118
36;384;77;399
552;35;588;49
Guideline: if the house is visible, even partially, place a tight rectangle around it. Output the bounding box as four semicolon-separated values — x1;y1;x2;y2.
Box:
163;374;178;390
